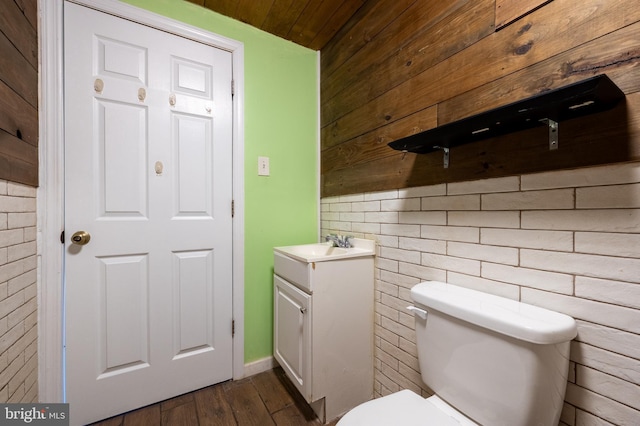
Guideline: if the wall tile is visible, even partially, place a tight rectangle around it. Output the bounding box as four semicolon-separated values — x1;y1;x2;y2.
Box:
376;235;399;248
399;237;446;255
380;270;420;289
448;211;520;228
575;409;615;426
565;383;639;425
481;228;574;251
577;183;640;209
398;262;447;282
447;273;520;300
339;194;364;203
447;176;520;195
7;242;36;263
575;277;640;309
352;222;381;234
575;232;640;258
481;189;574;210
329;202;352;212
421;195;480;211
481;263;574;294
382;198;420;211
399;184;446;198
421;225;479;243
448;242;519;265
339;212;364;222
328;221;351;232
379;247;421;264
376;257;398;273
380;224;419;237
366;212;399;224
521;288;640;334
522;210;640;232
521;162;640;190
571;341;640;385
352;200;381;212
6;184;35;198
399;211;446;225
0;230;24;249
8;213;36;229
421;253;480;276
576;365;640;410
322;212;340;221
574;320;640;361
560;403;576;426
521;249;640;283
365;190;398;201
8;270;36;297
0;197;36;213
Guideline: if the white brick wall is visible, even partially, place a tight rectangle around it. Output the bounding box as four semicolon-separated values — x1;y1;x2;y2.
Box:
0;180;38;403
321;161;640;426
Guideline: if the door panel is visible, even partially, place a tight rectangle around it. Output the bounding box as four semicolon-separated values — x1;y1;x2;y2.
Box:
99;254;150;376
64;3;233;424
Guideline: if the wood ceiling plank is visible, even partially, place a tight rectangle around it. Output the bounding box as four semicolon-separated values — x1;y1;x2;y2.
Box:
204;0;240;20
287;0;345;47
307;0;366;51
496;0;552;30
262;0;308;39
236;0;275;28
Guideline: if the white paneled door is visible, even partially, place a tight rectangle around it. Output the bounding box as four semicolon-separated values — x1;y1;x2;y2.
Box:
63;3;233;424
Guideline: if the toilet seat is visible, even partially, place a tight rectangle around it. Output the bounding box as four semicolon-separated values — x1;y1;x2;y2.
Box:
337;390;478;426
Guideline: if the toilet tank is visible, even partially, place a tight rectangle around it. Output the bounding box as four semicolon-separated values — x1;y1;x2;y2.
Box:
410;281;577;426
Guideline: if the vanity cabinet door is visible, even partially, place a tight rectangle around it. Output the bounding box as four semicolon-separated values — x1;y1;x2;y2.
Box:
273;275;312;400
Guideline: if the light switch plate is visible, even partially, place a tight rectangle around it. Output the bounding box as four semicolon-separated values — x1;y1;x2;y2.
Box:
258;156;270;176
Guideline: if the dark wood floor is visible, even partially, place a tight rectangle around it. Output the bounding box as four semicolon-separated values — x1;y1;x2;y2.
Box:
89;367;340;426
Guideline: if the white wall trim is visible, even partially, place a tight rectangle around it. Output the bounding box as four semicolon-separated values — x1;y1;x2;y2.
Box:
38;0;246;402
243;356;278;378
316;50;322;242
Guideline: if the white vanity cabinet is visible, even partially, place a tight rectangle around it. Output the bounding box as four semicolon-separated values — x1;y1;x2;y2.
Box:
273;239;375;423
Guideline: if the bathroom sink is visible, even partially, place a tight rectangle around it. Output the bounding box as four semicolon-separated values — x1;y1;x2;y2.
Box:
274;239;375;263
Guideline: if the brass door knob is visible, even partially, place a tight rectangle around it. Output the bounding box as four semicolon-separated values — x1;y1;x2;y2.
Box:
71;231;91;245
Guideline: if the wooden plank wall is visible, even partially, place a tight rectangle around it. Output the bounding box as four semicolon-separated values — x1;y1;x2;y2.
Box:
320;0;640;197
0;0;38;186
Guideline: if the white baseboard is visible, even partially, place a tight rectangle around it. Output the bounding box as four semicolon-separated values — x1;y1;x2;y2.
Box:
243;356;278;378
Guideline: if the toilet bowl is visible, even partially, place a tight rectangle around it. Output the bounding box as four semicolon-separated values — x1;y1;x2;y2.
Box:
338;390;477;425
337;281;577;426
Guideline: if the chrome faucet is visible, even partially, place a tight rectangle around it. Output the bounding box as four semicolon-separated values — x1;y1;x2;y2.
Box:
325;234;353;248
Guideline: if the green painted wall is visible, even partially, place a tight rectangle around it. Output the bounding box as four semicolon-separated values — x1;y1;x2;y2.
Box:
121;0;319;363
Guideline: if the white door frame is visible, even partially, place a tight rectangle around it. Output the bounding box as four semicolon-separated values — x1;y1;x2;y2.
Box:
38;0;245;403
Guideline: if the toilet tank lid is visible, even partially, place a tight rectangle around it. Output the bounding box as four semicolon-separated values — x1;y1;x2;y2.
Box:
411;281;577;344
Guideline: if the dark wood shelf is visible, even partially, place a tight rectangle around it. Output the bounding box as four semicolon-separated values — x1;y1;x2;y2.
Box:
388;74;625;154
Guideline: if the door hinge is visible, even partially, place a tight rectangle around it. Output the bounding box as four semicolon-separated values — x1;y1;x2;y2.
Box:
231;79;235;97
60;230;65;244
232;319;235;337
231;200;235;218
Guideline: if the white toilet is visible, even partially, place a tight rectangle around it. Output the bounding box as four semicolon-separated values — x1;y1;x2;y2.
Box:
338;281;578;426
